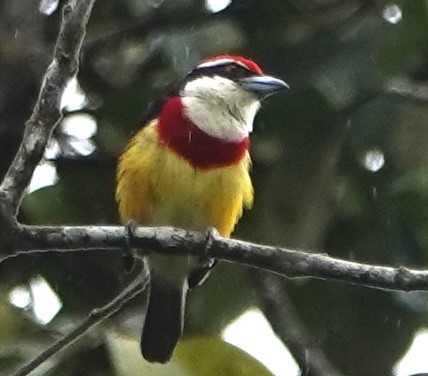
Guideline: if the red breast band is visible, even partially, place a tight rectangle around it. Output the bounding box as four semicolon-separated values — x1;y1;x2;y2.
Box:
157;97;249;170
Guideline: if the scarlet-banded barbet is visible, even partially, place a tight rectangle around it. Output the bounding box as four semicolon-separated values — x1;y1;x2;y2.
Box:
116;55;288;363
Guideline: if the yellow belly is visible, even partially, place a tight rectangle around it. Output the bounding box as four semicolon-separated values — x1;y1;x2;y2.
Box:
116;121;254;237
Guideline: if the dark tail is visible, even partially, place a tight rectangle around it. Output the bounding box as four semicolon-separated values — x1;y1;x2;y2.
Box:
141;277;187;363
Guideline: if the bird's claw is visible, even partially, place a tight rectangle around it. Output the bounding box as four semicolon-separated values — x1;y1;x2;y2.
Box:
123;219;139;273
187;227;219;288
203;227;218;253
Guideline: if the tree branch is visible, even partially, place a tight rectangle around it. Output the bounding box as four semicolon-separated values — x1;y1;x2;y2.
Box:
0;0;95;217
253;272;342;376
1;224;428;293
386;76;428;104
11;268;149;376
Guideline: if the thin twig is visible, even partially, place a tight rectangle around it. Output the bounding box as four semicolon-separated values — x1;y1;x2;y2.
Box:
0;0;95;216
254;272;342;376
10;269;149;376
1;224;428;292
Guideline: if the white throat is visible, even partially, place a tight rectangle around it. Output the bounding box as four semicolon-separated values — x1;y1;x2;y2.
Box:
180;76;260;142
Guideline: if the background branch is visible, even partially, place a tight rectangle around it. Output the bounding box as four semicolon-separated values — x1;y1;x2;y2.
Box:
253;272;342;376
11;267;149;376
386;76;428;104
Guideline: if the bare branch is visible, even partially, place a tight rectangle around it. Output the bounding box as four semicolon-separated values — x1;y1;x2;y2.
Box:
386;76;428;104
11;268;149;376
0;0;95;217
2;224;428;292
254;272;342;376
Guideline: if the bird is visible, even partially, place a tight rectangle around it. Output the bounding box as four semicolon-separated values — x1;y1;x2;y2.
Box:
115;54;288;363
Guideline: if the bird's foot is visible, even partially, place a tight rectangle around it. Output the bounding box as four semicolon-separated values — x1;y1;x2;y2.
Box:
187;227;219;288
202;227;218;265
123;219;139;273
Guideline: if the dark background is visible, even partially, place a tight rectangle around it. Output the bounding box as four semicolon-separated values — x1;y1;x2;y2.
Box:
1;0;428;375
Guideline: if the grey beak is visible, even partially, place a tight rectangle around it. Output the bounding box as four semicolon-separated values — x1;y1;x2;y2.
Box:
239;75;289;97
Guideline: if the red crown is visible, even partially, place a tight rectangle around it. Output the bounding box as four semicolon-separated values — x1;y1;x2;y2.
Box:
203;54;264;75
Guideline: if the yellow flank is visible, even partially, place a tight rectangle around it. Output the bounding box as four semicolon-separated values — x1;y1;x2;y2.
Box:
116;121;254;237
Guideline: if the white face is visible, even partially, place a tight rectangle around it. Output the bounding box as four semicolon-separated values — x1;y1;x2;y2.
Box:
180;75;261;142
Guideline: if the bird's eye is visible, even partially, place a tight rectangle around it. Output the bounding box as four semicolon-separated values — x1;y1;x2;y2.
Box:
224;64;239;74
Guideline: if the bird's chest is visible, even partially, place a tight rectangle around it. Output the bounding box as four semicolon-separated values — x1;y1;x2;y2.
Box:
116;123;253;237
149;146;251;236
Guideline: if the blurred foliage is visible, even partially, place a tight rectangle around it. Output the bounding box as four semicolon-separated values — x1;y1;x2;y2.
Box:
105;332;273;376
2;0;428;374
